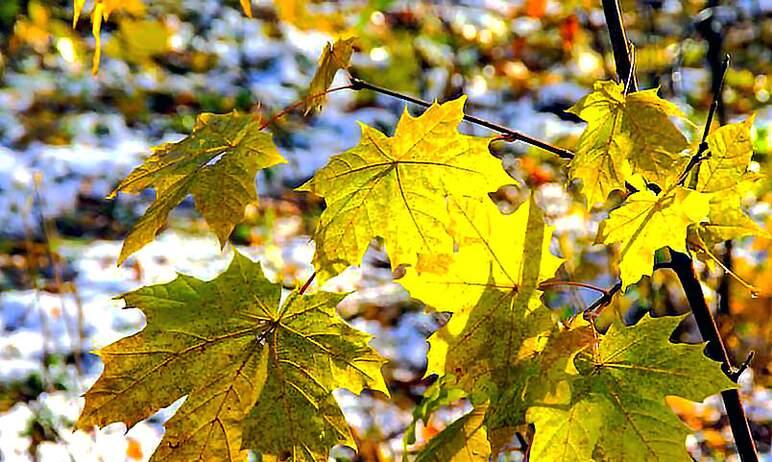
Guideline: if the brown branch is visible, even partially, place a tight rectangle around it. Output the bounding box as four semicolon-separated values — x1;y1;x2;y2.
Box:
348;75;575;160
601;0;757;458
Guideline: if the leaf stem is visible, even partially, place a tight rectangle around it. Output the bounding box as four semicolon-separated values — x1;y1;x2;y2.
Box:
257;84;354;130
298;271;317;295
538;280;608;295
347;75;575;159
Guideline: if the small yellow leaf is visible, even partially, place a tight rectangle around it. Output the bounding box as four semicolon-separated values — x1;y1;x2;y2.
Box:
599;187;710;289
305;37;356;113
699;189;770;244
697;115;755;193
693;116;768;245
568;81;690;206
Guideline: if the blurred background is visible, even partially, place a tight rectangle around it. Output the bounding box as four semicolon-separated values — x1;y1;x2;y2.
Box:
0;0;769;460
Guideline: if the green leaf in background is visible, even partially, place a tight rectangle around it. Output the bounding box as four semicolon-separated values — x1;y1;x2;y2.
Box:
110;111;285;265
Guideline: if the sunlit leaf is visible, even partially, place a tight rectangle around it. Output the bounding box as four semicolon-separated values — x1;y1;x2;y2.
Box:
598;186;710;289
568;81;689;206
403;197;562;441
306;37;356;114
302;97;513;282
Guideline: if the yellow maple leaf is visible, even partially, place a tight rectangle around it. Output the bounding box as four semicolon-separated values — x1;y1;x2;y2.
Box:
302;97;514;282
598;187;710;289
696;115;755;193
689;115;769;245
400;196;563;314
568;81;690;206
305;37;356;114
401;196;562;437
699;183;770;244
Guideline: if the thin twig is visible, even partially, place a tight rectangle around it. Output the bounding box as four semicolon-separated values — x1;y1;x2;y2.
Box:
678;54;730;187
348;75;575;159
257;84;354;130
538;280;608;295
582;281;623;320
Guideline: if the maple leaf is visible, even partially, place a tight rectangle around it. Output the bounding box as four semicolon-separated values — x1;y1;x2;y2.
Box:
302;97;513;281
691;116;769;244
598;186;710;289
415;405;491;462
568;81;689;206
400;195;563;313
402;197;562;439
696;116;755;194
110;111;285;265
527;314;735;461
306;37;356;113
76;251;387;462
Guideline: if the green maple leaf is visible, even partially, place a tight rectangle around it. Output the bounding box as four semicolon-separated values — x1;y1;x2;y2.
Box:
76;251;387;462
414;405;491;462
527;314;735;461
302;97;513;281
110;111;285;265
401;197;562;439
598;186;710;289
305;37;356;113
568;81;690;206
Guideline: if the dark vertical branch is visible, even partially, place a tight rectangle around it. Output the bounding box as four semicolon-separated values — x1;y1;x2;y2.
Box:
602;0;638;92
601;1;758;460
670;253;757;460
